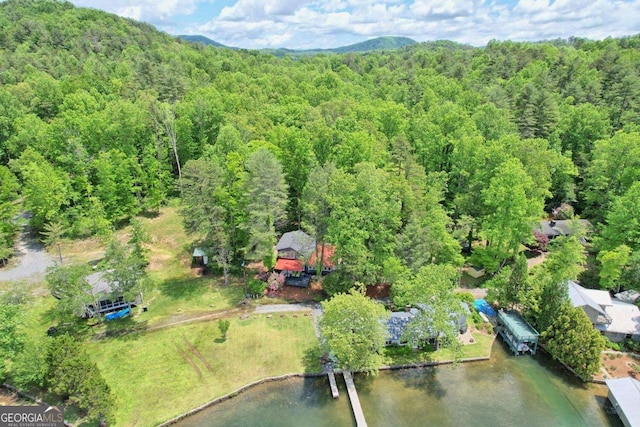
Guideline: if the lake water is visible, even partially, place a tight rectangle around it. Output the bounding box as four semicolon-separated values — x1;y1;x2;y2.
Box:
176;340;622;427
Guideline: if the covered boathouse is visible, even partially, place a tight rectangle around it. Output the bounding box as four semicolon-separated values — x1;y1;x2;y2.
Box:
497;310;539;355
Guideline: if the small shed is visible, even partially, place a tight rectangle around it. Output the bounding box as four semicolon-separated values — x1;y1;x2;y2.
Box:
497;310;539;355
192;248;208;266
606;377;640;427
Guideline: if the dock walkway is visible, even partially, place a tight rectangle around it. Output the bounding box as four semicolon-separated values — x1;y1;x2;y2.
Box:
328;371;339;398
343;371;367;427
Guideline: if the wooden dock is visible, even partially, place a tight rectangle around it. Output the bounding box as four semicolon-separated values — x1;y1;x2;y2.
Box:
328;371;339;398
343;371;367;427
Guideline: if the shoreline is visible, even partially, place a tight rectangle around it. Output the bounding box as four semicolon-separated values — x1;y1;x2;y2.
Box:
159;335;497;426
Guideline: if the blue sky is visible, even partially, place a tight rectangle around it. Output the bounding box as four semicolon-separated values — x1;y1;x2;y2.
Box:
70;0;640;49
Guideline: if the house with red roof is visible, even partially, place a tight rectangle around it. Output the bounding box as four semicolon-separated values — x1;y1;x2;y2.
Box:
274;230;336;287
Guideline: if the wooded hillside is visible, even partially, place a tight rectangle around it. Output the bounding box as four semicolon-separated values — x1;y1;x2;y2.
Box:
1;0;640;292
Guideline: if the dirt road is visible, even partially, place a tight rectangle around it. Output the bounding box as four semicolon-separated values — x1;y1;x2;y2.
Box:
0;228;54;283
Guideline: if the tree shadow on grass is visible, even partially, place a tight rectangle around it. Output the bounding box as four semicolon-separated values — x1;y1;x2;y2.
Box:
102;316;148;341
302;346;324;373
158;276;211;300
40;305;94;339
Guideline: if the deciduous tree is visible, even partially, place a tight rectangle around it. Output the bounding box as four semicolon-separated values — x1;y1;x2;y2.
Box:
319;288;389;373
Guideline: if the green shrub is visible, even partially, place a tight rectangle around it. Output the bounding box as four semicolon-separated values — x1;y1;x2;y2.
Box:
471;312;484;327
604;338;621;351
247;279;266;296
456;292;475;306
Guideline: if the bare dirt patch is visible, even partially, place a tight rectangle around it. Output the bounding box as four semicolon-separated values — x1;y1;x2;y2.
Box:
595;351;640;381
366;284;391;299
147;253;172;271
272;281;324;302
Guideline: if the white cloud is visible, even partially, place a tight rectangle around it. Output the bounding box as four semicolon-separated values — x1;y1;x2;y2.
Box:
72;0;206;24
68;0;640;50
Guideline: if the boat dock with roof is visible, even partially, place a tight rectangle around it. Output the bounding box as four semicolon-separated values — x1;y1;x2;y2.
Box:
496;310;539;355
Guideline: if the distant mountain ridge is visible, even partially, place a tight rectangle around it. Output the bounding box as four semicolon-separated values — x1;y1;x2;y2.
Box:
177;35;230;48
177;35;417;54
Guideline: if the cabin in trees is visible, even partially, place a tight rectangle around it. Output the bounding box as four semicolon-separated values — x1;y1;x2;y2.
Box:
496;310;539;355
534;219;592;241
274;230;336;287
568;281;640;342
276;230;316;260
605;377;640;427
83;271;141;318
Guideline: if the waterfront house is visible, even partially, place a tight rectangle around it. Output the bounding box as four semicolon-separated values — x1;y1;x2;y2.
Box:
568;280;640;342
385;304;468;347
386;308;419;345
605;377;640;427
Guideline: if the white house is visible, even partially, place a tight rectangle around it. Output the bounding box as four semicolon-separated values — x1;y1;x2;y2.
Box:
568;281;640;342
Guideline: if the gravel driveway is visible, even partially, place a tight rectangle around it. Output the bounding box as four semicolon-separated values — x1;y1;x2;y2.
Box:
0;228;54;283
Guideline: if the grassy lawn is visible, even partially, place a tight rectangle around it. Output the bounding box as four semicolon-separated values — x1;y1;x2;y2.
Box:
88;312;320;426
384;332;495;366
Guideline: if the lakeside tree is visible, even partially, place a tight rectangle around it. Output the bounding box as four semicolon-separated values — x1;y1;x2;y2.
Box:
542;303;606;381
525;235;586;332
319;287;389;373
46;334;114;424
486;254;528;308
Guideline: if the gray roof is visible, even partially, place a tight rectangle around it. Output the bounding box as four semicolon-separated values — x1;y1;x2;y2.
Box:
615;290;640;304
568;280;610;316
192;247;206;257
387;309;418;343
606;377;640;426
275;230;316;259
535;219;592;238
596;299;640;336
86;271;112;295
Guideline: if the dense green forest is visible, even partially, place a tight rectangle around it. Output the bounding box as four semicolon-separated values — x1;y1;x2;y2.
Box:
2;0;640;285
2;0;640;419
